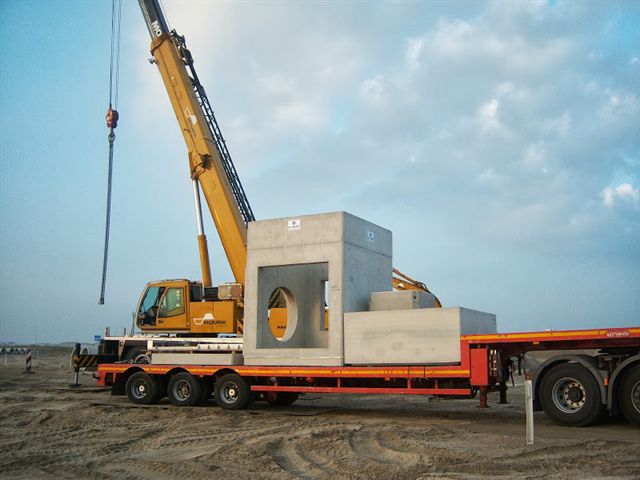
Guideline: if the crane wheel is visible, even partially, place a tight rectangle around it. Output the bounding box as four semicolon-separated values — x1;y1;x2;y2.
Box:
618;364;640;426
267;392;299;406
214;373;252;410
125;372;161;405
539;363;603;427
167;372;202;407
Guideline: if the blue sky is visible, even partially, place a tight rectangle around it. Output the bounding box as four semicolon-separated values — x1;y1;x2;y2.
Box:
1;0;638;344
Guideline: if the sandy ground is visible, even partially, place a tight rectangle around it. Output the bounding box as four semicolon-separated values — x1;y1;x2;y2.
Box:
0;346;639;480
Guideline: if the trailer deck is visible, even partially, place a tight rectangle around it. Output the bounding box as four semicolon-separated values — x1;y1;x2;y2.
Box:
97;328;639;399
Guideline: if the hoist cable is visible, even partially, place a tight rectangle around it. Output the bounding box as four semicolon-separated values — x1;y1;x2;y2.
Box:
99;0;122;305
99;133;116;305
114;0;122;107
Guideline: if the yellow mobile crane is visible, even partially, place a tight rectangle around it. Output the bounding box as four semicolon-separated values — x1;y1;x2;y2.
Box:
129;0;439;338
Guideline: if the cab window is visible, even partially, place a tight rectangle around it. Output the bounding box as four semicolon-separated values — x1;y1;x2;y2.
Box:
159;288;185;318
139;286;165;315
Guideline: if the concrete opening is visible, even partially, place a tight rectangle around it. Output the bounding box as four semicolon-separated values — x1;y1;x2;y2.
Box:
268;287;297;341
256;262;329;350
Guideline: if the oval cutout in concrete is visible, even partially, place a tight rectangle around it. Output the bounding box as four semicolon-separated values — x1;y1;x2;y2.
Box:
268;287;298;342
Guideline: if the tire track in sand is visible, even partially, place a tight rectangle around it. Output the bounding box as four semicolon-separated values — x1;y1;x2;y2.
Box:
269;437;336;480
347;428;423;466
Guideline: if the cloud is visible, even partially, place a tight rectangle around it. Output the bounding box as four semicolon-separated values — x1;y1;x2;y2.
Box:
478;98;503;134
601;183;640;207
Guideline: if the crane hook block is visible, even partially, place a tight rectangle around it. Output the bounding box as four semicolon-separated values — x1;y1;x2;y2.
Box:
106;107;119;129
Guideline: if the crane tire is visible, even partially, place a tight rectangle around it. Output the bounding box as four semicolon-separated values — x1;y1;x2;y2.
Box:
539;363;603;427
167;372;201;407
126;372;161;405
618;364;640;426
214;373;252;410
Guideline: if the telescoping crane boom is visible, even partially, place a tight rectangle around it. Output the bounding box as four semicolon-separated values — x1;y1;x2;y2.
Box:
130;0;439;337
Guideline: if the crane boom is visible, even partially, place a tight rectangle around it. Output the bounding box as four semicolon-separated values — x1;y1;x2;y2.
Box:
138;0;253;285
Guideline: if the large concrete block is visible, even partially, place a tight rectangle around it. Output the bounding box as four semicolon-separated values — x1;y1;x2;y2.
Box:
370;290;437;311
243;212;392;366
344;307;496;365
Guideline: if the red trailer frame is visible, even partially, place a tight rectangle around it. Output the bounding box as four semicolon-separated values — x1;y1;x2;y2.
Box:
97;327;640;410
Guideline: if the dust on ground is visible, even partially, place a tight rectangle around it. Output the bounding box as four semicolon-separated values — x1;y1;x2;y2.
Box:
0;346;638;479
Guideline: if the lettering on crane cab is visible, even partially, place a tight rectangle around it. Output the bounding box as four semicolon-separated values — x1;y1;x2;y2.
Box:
151;20;162;37
193;313;225;326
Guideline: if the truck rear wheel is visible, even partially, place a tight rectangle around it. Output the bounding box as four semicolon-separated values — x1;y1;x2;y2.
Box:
539;363;603;427
126;372;161;405
167;372;201;407
618;364;640;426
214;373;252;410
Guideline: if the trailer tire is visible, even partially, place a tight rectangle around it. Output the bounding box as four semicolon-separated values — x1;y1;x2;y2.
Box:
618;365;640;426
214;374;252;410
539;363;603;427
125;372;161;405
267;392;299;406
167;372;201;407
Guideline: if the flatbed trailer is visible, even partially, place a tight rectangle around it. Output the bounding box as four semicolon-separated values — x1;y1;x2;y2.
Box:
97;326;640;427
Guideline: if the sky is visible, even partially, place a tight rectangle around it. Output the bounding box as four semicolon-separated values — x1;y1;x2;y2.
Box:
1;0;638;344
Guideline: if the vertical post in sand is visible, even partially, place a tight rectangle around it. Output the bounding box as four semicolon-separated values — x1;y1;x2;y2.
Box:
70;343;81;388
23;347;34;374
525;379;534;445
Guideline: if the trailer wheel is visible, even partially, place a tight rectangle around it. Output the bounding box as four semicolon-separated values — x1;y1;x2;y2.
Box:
267;392;299;406
167;372;202;407
125;372;161;405
539;363;603;427
618;365;640;426
214;374;252;410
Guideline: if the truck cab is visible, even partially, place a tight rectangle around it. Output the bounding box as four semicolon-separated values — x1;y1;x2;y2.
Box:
136;279;241;335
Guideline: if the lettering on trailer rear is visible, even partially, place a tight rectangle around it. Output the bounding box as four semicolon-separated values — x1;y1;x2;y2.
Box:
606;329;630;338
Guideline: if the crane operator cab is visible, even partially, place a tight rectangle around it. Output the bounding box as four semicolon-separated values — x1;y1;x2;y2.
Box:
135;279;242;335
